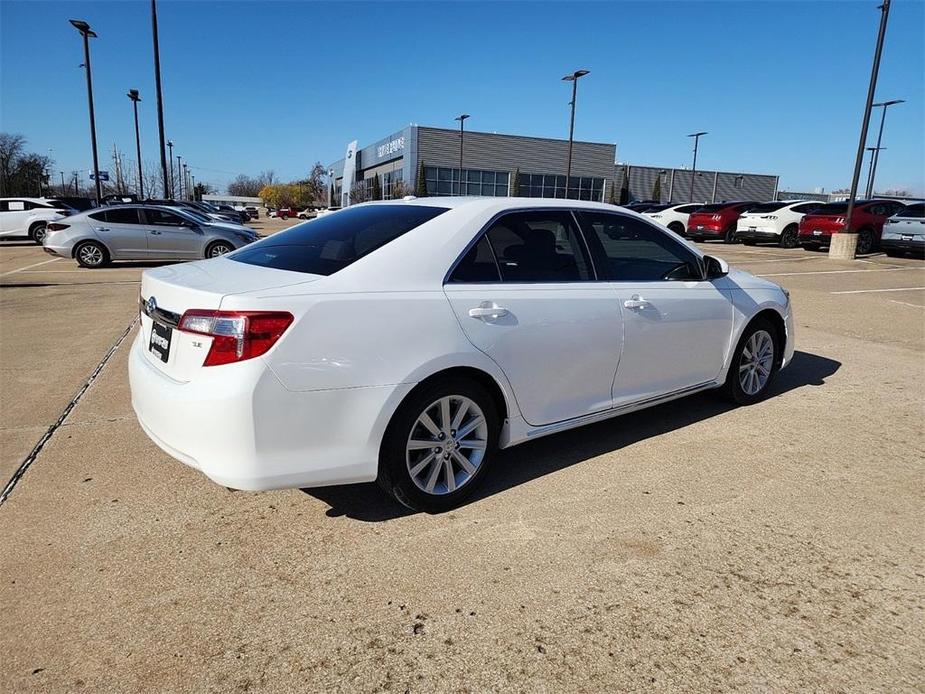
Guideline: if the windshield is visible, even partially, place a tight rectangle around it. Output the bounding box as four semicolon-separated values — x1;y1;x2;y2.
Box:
230;204;450;275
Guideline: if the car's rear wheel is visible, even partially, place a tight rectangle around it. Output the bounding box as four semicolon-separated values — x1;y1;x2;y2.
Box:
721;317;780;405
668;222;686;236
723;225;738;244
206;242;233;258
779;224;799;249
74;241;109;268
856;228;874;255
29;222;48;245
379;376;499;513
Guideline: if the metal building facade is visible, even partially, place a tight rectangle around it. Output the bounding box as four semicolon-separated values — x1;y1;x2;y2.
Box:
614;165;779;204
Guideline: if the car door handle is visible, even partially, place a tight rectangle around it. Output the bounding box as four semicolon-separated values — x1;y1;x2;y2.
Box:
623;295;650;310
150;230;162;235
468;302;509;320
96;227;110;232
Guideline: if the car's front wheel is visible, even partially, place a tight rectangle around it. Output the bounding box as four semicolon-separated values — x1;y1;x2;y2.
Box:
29;222;48;245
206;242;233;258
721;318;780;405
379;376;499;513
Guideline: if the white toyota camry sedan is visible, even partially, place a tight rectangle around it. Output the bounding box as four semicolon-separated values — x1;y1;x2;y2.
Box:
129;197;794;512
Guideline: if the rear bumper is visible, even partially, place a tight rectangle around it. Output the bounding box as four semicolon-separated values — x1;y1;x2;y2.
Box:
687;225;724;239
881;237;925;253
128;332;412;491
798;231;833;246
735;227;780;242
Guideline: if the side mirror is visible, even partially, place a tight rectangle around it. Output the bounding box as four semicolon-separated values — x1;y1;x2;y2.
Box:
704;255;729;279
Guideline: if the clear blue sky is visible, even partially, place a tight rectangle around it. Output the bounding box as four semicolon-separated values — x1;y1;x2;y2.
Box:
2;1;923;195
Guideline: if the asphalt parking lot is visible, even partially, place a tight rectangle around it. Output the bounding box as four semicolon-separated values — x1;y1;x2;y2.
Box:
1;222;923;692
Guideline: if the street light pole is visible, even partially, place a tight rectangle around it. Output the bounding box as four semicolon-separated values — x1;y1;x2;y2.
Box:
69;19;102;203
127;89;144;198
687;132;707;202
562;69;589;199
176;155;183;200
182;163;188;200
864;146;885;197
454;114;470;196
167;140;174;199
831;0;892;259
191;174;196;201
151;0;170;197
866;99;904;198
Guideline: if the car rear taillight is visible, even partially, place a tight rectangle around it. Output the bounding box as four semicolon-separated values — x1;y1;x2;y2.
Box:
178;310;294;366
711;214;722;221
835;217;846;225
46;222;70;231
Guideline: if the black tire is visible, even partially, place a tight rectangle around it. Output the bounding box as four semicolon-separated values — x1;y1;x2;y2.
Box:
723;225;738;244
720;317;781;406
378;376;499;513
742;240;757;246
74;241;109;268
668;222;686;237
856;228;875;255
29;222;48;245
206;241;233;258
779;224;799;249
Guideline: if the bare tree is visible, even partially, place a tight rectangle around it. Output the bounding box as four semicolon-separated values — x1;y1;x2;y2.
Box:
0;132;51;196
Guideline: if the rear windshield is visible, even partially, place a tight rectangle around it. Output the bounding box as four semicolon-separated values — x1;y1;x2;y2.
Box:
694;203;733;213
644;204;672;212
811;203;849;215
745;202;788;213
898;203;923;218
230;204;449;276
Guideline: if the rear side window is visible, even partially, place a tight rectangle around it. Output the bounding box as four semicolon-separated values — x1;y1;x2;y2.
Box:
105;208;141;224
675;204;701;214
791;202;820;213
231;204;449;276
481;211;592;283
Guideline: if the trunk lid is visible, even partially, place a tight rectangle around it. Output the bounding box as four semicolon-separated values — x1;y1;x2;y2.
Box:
139;257;320;382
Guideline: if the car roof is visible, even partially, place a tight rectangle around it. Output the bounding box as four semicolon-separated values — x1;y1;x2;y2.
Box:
352;196;640;214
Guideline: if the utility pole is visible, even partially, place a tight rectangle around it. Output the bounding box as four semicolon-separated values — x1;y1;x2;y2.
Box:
70;19;102;203
167;140;175;198
151;0;170;197
687;132;707;202
562;69;589;199
127;89;144;197
831;0;892;259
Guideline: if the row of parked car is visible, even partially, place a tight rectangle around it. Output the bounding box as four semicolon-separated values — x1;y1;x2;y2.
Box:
0;196;260;267
628;199;924;257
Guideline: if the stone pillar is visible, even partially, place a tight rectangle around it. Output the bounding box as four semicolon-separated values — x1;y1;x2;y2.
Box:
828;232;858;260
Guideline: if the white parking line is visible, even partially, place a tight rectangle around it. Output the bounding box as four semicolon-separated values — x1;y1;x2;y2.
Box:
736;255;820;265
759;267;925;278
831;287;925;295
0;258;60;277
890;299;925;308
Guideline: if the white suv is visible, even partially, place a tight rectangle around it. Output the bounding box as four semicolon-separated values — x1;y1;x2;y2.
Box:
0;197;71;244
735;200;823;248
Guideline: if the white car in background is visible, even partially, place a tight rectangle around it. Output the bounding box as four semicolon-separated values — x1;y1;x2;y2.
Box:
644;203;703;237
0;197;71;244
735;200;823;248
130;197;794;512
881;202;925;258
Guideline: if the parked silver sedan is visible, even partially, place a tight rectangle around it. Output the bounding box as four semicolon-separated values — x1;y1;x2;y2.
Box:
42;204;259;268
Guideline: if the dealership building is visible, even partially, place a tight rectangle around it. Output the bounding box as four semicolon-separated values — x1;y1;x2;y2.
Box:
328;125;779;206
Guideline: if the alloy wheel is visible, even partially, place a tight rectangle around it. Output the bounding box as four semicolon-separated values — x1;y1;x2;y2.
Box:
33;225;47;244
857;230;873;255
210;244;232;257
405;395;488;495
739;329;774;396
78;244;104;267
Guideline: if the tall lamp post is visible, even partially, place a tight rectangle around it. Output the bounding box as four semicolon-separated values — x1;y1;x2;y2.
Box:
866;99;904;198
182;163;188;200
865;146;885;197
454;114;470;196
69;19;102;203
167;140;175;198
176;155;183;200
191;173;196;201
831;0;892;259
687;131;707;202
151;0;170;197
562;69;590;199
127;89;144;198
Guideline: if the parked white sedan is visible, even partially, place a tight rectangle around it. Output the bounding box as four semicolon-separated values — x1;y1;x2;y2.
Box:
643;203;703;237
735;200;823;248
129;197;794;511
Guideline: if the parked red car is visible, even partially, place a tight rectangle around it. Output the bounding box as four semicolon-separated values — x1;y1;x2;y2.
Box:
686;201;759;243
798;199;907;254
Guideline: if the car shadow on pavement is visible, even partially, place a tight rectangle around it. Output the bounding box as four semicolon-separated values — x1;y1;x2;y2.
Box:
302;350;841;522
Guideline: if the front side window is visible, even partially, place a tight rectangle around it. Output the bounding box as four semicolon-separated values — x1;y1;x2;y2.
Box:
578;212;702;282
481;211;593;282
231;204;449;276
448;235;501;283
146;209;187;226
